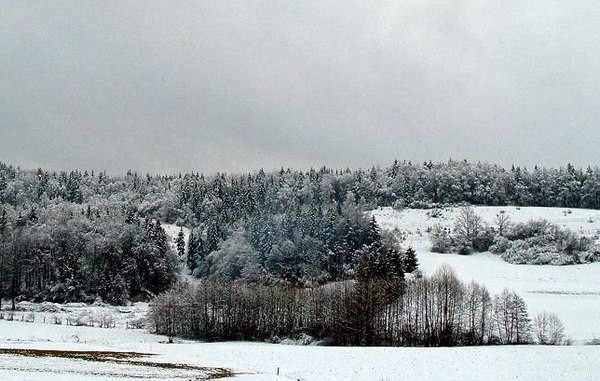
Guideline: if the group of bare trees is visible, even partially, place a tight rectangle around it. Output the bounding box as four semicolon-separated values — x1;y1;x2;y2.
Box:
149;265;564;346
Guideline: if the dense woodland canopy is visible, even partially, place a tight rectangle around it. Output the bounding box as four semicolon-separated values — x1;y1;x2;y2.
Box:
1;159;600;306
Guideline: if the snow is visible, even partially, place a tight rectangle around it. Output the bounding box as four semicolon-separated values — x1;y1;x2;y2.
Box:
150;341;600;381
2;300;149;330
1;207;600;380
162;224;190;256
371;206;600;342
1;319;600;381
162;223;195;282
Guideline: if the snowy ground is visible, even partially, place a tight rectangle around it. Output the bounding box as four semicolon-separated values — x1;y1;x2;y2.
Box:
371;206;600;343
162;223;194;282
1;208;600;380
162;223;191;256
1;318;600;381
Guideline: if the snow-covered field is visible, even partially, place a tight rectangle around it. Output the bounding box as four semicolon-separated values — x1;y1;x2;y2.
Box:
1;207;600;381
2;318;600;381
371;206;600;342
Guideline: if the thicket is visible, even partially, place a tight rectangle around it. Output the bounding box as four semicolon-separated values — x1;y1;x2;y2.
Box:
429;207;599;265
149;265;553;346
492;219;597;265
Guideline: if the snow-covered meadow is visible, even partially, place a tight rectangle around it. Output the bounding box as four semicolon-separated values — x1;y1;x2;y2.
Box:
1;206;600;380
2;317;600;381
371;206;600;342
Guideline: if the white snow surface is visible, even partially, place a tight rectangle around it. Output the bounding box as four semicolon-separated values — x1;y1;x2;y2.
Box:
1;319;600;381
161;223;190;258
162;223;194;281
2;207;600;380
371;206;600;343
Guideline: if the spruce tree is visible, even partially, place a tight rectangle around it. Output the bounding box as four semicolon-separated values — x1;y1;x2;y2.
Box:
366;216;381;248
175;227;185;258
186;231;197;271
402;246;419;273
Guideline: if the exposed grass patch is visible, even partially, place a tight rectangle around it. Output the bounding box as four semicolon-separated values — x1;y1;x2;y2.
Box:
0;348;233;379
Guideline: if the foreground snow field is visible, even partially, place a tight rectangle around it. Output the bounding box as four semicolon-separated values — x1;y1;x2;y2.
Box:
1;319;600;381
1;206;600;380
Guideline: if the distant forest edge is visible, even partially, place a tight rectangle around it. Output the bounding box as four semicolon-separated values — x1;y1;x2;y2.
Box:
1;159;599;306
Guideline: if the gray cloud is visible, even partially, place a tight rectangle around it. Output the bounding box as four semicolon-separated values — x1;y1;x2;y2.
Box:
1;1;600;174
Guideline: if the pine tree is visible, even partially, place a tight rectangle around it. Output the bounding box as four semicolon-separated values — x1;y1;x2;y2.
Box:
187;229;206;274
402;246;419;273
0;208;6;234
366;216;381;248
186;231;197;271
175;227;185;258
66;171;83;203
205;221;220;254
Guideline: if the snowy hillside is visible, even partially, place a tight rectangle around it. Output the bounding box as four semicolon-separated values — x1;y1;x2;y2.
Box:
371;206;600;342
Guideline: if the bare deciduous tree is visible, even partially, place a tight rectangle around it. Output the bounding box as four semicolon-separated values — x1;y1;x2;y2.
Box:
495;211;511;237
453;206;484;254
493;289;532;344
534;311;566;345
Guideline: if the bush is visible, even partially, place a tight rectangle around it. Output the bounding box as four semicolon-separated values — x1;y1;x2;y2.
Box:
580;248;600;263
501;241;576;265
392;199;406;211
428;207;493;254
496;219;591;265
429;224;452;253
506;220;550;241
489;236;511;254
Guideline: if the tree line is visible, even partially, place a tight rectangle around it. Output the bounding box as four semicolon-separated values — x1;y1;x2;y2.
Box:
2;159;600;304
150;265;565;346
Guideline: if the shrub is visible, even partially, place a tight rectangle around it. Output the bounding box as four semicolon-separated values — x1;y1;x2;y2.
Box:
427;208;443;218
507;220;550;241
429;224;452;253
489;236;511;254
497;219;591;265
392;199;406;211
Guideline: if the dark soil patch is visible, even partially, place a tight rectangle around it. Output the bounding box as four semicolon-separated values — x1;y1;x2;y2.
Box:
0;348;233;379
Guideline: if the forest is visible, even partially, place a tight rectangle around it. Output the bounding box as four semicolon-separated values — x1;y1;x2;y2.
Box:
1;159;600;308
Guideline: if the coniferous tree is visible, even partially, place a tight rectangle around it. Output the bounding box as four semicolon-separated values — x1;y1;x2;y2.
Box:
366;216;381;247
186;230;197;271
175;227;185;258
402;246;419;273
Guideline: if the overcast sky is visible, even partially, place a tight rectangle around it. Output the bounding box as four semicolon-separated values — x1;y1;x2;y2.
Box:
1;1;599;174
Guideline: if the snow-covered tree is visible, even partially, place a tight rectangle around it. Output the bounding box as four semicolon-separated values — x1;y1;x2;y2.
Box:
175;227;185;258
533;311;567;345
